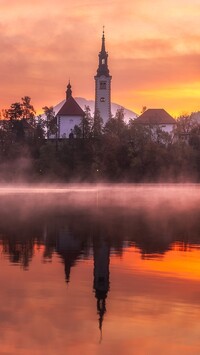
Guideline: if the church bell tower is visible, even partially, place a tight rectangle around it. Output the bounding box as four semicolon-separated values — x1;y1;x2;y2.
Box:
94;30;112;123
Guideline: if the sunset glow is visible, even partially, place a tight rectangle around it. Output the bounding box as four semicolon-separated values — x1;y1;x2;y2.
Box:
1;241;200;354
112;243;200;281
1;0;200;116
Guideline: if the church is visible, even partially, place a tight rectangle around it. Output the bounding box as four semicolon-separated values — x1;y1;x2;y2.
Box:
56;82;85;139
53;30;112;139
51;31;175;139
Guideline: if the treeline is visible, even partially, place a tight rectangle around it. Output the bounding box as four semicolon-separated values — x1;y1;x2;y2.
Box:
1;97;200;182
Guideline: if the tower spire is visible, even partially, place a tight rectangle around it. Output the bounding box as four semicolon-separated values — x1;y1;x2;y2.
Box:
101;26;106;52
97;298;106;343
66;80;72;100
94;30;112;123
96;30;109;77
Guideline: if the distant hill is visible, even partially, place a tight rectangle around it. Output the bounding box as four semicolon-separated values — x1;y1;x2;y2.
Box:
53;97;138;123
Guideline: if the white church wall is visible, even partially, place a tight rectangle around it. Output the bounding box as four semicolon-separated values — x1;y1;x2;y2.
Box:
95;75;111;124
58;115;82;138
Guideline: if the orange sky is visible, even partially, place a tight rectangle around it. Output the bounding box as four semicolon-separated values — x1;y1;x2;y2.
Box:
1;0;200;116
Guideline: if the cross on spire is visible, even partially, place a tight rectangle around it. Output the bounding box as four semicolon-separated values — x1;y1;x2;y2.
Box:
101;27;106;53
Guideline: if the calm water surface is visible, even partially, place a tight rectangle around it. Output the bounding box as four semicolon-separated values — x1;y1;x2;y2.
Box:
0;184;200;355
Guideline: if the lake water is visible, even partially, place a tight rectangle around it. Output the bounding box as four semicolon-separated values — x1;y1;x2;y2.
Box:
0;184;200;354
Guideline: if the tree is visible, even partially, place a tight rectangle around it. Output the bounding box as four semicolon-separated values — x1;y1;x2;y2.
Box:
81;105;92;139
0;119;14;158
42;106;57;139
104;108;127;139
128;121;151;150
6;102;23;120
91;109;103;138
21;96;36;124
175;114;198;136
34;115;46;140
74;125;82;138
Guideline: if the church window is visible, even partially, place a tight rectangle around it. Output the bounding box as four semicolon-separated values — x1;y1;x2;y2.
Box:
100;97;105;102
102;58;105;64
100;81;106;90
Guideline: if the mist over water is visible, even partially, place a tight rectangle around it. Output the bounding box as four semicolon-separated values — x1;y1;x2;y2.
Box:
1;182;200;211
0;184;200;354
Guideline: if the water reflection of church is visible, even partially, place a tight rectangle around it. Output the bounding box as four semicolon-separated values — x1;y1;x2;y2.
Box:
53;222;109;334
2;205;200;336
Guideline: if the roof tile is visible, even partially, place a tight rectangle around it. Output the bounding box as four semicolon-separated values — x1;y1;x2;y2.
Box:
135;109;176;124
57;96;84;116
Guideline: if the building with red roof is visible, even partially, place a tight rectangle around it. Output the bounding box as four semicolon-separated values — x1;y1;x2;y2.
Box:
55;82;85;138
135;109;176;135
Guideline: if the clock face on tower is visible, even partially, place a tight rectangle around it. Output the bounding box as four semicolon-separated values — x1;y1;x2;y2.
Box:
102;59;105;64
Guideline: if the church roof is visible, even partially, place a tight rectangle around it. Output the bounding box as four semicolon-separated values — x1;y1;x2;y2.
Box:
135;109;176;125
57;96;84;117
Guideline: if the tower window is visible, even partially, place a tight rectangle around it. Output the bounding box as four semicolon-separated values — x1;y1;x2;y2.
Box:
100;97;105;102
100;81;106;89
102;58;105;64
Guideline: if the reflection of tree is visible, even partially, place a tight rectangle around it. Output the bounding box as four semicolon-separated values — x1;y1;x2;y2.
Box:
2;238;34;269
127;213;173;259
0;220;43;269
1;197;200;270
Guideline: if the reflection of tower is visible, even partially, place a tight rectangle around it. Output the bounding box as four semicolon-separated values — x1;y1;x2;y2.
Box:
94;29;112;123
93;237;110;342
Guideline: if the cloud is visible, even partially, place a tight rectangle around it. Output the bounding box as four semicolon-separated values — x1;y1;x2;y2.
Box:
113;53;200;88
1;0;200;114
